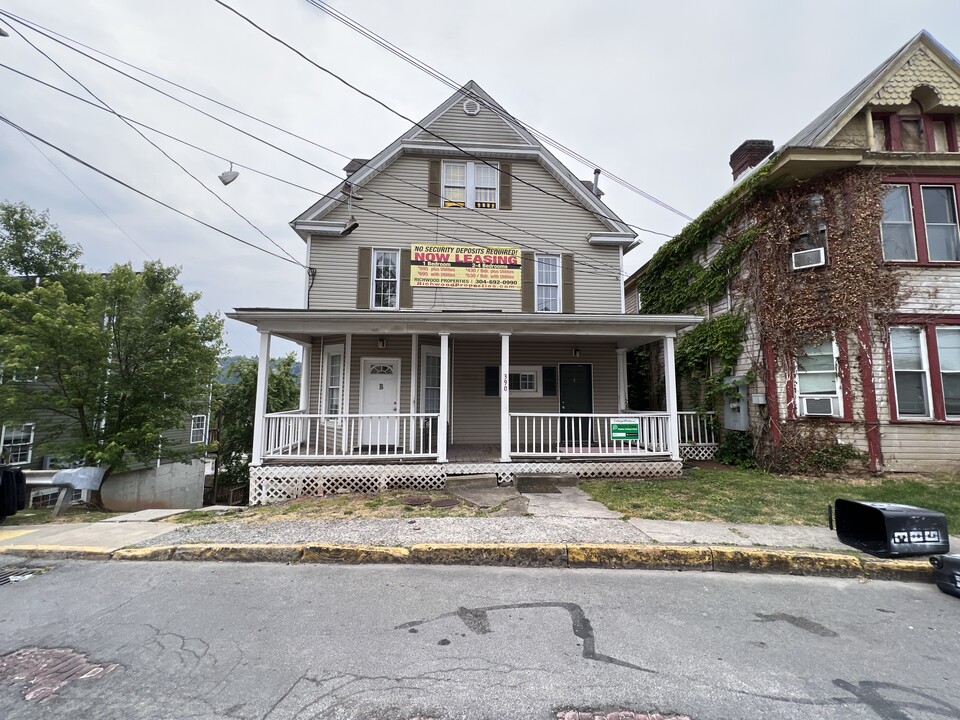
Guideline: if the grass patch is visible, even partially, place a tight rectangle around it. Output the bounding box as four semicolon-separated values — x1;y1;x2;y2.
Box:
170;490;496;525
0;505;118;525
581;468;960;533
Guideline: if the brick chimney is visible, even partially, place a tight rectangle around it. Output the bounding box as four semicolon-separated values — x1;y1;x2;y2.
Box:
729;140;774;181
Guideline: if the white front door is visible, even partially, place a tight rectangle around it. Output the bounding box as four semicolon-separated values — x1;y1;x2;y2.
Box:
360;358;400;446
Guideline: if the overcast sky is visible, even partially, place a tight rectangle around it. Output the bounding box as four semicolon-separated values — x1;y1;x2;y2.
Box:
2;1;959;358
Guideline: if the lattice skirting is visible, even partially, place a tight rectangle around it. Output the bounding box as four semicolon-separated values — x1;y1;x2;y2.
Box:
680;444;718;461
249;459;683;505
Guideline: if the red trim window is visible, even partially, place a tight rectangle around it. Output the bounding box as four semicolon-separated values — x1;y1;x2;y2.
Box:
880;179;960;264
792;336;850;420
872;103;958;152
888;321;960;422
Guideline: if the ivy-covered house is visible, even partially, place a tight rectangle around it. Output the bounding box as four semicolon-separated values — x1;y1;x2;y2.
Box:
628;30;960;473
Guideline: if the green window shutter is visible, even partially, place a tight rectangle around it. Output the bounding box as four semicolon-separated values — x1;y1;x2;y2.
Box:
542;366;557;396
500;162;512;210
561;253;575;313
428;160;441;207
356;247;371;309
485;366;499;396
521;251;534;312
400;248;413;308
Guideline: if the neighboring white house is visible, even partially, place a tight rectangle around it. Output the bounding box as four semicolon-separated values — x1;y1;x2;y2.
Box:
229;81;703;504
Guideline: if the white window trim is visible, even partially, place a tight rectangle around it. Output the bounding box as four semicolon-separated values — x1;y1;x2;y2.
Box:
420;345;442;415
920;184;960;263
880;184;917;262
795;338;842;418
936;327;960;420
371;248;401;310
189;414;207;444
1;423;35;465
508;365;542;397
441;160;499;210
534;254;561;314
890;326;932;420
321;343;345;417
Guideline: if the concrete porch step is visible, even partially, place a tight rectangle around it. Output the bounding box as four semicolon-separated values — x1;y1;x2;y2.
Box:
444;474;499;490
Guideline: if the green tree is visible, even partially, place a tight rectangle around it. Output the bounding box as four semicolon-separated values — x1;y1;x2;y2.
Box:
0;259;224;470
214;353;300;486
0;201;82;278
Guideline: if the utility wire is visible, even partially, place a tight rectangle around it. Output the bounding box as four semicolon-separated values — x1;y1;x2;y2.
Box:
0;10;304;268
0;114;301;266
306;0;693;222
0;57;625;282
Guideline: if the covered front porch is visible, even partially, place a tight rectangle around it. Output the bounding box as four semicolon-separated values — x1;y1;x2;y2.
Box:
229;310;705;504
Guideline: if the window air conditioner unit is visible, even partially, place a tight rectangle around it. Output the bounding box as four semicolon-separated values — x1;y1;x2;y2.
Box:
801;396;835;417
792;247;826;270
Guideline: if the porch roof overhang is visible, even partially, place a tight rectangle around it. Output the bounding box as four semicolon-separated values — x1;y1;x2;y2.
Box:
227;308;702;348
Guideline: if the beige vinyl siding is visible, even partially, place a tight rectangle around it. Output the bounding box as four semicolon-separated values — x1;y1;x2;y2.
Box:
894;267;960;313
309;155;622;313
413;103;530;146
450;338;620;444
624;280;639;314
880;424;960;472
309;335;345;414
347;335;413;414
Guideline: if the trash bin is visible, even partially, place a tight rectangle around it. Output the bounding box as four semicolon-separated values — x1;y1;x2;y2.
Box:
834;498;950;557
930;555;960;598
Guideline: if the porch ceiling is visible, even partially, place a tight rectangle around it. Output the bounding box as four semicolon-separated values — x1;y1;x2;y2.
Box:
227;309;702;347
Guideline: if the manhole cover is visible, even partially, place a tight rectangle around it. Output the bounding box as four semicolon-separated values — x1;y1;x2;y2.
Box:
402;495;431;506
430;498;460;509
0;566;49;587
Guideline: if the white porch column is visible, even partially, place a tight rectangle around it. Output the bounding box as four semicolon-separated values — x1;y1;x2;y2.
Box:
616;348;628;412
299;342;312;411
500;332;511;462
437;333;449;463
409;333;418;451
251;331;271;465
663;336;681;462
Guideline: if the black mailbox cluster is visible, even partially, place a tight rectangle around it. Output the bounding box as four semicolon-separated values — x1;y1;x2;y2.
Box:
834;498;950;558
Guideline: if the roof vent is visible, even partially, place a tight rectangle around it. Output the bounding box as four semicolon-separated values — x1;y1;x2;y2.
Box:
462;99;481;116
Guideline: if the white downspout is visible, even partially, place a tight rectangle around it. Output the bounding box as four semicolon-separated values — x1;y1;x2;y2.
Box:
299;342;312;412
663;336;681;462
251;331;272;465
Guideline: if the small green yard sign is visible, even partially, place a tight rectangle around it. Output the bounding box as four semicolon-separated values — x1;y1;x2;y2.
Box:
610;418;639;441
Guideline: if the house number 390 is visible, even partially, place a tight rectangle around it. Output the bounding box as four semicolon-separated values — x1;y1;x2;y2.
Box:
503;373;509;392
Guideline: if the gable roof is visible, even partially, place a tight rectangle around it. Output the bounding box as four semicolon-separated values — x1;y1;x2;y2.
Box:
786;30;960;149
291;80;635;240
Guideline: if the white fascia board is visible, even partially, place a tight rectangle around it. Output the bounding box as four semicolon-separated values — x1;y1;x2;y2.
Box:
587;232;637;248
292;220;349;236
401;141;541;158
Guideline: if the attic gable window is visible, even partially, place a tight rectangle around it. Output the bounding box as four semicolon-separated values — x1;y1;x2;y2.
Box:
872;103;958;152
441;160;499;209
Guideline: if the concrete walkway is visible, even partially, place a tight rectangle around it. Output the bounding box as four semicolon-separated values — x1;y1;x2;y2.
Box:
522;486;622;519
0;521;177;556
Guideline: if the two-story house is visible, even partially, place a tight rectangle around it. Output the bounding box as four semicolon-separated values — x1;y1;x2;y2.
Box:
229;81;702;504
630;31;960;474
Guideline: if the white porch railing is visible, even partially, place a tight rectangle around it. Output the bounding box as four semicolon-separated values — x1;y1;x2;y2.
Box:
510;413;671;457
263;411;440;460
678;411;717;447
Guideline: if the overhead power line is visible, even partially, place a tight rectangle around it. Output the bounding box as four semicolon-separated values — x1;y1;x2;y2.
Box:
306;0;693;222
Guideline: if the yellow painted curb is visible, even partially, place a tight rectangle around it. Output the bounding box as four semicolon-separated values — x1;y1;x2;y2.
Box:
0;545;113;560
861;558;934;583
712;546;863;577
111;546;176;561
171;544;303;563
410;543;567;567
301;544;410;564
567;544;713;570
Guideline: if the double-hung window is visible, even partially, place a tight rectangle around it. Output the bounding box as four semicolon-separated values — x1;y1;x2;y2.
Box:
890;327;931;418
442;161;499;209
372;249;399;309
881;185;917;261
795;339;841;417
535;254;560;313
936;327;960;419
921;186;960;262
323;344;344;416
1;423;34;465
190;415;207;444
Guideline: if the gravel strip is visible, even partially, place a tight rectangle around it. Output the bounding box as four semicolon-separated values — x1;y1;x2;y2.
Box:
135;517;651;548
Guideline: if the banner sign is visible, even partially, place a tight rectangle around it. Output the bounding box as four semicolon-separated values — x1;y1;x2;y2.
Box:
610;418;640;441
410;243;522;290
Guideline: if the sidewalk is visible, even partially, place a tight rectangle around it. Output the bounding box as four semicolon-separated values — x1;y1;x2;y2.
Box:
1;504;953;583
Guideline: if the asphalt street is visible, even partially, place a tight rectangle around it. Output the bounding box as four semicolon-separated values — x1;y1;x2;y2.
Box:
0;560;958;720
